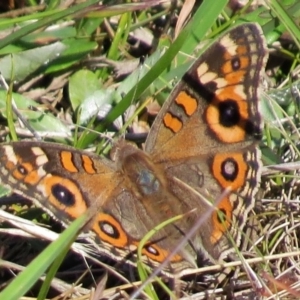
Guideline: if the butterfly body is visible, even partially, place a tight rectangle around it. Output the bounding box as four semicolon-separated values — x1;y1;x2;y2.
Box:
0;23;268;275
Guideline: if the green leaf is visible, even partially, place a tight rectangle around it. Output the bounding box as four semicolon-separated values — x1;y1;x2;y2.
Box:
0;43;67;82
0;91;71;136
69;70;103;111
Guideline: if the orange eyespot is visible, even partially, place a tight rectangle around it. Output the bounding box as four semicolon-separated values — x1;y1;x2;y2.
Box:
93;213;128;248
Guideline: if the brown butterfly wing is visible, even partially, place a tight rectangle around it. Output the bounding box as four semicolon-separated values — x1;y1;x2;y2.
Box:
146;24;266;159
0;142;119;223
144;23;268;260
0;142;195;272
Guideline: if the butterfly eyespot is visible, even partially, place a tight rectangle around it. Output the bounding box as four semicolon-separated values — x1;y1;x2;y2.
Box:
144;244;160;257
17;165;28;175
93;213;128;247
51;183;75;206
231;57;241;70
219;100;240;127
221;158;238;181
141;243;183;263
212;153;247;191
99;220;120;239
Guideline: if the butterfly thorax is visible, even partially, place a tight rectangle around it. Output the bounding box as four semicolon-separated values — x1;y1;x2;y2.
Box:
118;144;166;196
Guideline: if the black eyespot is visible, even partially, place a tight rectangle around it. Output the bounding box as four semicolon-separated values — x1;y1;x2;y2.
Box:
51;184;75;206
99;220;120;239
221;158;238;181
145;245;159;257
219;100;240;127
231;57;241;71
17;165;28;175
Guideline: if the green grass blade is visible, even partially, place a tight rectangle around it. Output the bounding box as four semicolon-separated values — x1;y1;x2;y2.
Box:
77;0;228;148
0;214;89;300
269;0;300;48
0;0;100;49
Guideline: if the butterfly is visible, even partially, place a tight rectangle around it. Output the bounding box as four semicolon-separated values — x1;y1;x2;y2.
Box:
0;23;268;275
